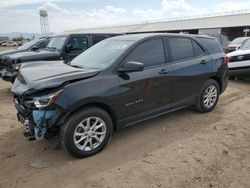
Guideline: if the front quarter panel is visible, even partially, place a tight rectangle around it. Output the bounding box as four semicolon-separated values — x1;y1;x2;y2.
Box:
54;73;121;118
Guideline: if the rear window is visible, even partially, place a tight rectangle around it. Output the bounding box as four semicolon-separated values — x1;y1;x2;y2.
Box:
198;38;223;54
169;37;205;62
92;35;108;45
169;38;194;61
192;41;204;57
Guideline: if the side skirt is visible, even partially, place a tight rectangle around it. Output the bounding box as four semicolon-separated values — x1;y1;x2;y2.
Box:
117;96;196;130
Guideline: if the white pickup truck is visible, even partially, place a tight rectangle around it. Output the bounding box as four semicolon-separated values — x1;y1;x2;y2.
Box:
227;38;250;79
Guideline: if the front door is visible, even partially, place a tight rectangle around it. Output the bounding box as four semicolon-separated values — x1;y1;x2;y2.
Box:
118;38;172;119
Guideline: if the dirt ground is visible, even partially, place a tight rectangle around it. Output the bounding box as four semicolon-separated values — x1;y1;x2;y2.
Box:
0;78;250;188
0;46;16;51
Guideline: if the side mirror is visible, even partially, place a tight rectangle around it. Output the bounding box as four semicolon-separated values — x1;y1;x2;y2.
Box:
118;61;144;73
65;44;73;53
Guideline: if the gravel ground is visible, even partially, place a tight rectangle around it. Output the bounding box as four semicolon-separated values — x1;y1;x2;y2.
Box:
0;46;16;51
0;76;250;188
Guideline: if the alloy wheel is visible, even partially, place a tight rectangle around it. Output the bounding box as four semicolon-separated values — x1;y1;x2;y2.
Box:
203;85;218;108
73;117;106;151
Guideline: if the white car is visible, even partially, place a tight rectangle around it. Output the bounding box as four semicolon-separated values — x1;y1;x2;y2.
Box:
1;41;18;47
227;38;250;79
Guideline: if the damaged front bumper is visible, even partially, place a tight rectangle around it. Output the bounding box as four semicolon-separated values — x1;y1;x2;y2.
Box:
14;97;64;141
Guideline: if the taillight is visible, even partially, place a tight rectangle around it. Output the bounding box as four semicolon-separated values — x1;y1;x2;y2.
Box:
224;55;229;64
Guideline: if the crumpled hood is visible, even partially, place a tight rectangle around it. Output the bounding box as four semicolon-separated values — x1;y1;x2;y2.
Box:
7;49;59;63
11;61;100;95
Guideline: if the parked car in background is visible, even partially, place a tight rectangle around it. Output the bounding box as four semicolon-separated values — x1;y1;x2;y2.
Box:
226;37;250;53
1;41;18;47
0;37;50;73
0;41;7;46
228;38;250;79
1;33;120;83
12;33;228;158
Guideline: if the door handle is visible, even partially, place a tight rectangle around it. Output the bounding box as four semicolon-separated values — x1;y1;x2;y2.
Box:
200;60;208;64
159;69;170;74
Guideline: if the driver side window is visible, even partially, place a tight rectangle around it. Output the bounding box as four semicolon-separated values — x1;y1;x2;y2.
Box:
67;37;88;52
124;38;165;68
34;40;49;49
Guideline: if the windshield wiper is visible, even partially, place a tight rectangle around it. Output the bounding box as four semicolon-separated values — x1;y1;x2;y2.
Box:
71;64;84;69
63;59;71;65
46;47;58;51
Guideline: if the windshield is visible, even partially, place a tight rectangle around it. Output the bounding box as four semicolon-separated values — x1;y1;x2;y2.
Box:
240;39;250;50
17;39;41;50
46;36;67;51
230;37;247;45
71;39;133;70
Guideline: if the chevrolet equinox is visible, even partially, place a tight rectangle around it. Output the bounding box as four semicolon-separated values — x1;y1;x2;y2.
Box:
12;33;228;158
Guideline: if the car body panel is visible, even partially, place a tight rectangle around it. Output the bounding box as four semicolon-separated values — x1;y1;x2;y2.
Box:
12;61;100;95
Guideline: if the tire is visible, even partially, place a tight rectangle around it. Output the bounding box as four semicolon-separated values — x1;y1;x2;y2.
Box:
195;79;220;113
60;107;113;158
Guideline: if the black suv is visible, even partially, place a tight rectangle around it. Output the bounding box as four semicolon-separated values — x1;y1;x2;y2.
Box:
0;37;50;72
12;33;228;158
1;33;119;83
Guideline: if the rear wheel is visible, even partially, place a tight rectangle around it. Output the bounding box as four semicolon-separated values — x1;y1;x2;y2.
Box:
60;107;113;158
195;79;220;113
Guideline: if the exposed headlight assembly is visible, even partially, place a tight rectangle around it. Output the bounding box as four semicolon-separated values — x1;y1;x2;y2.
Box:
33;90;62;108
13;64;21;71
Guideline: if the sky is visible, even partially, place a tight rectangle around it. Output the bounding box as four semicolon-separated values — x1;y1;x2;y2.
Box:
0;0;250;34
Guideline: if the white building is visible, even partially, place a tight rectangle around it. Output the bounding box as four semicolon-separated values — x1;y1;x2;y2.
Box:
66;10;250;40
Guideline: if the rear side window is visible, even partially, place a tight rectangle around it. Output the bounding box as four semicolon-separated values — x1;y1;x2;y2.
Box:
198;38;223;54
68;37;88;51
35;40;49;49
169;38;195;61
125;39;165;68
92;36;107;45
192;41;204;57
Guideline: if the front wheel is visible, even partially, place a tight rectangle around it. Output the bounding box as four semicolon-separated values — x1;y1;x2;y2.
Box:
195;79;220;113
60;107;113;158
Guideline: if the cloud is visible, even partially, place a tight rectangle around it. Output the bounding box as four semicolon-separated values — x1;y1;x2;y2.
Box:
0;0;66;8
36;3;127;32
133;0;199;20
215;1;250;12
132;0;250;21
1;0;250;34
161;0;195;12
133;9;164;20
104;5;127;15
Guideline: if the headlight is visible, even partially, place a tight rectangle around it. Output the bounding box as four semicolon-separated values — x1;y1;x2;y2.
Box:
33;90;62;108
13;64;21;71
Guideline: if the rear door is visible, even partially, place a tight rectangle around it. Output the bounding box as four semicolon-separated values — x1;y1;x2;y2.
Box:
65;36;89;59
168;37;211;102
118;37;172;118
91;35;108;46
